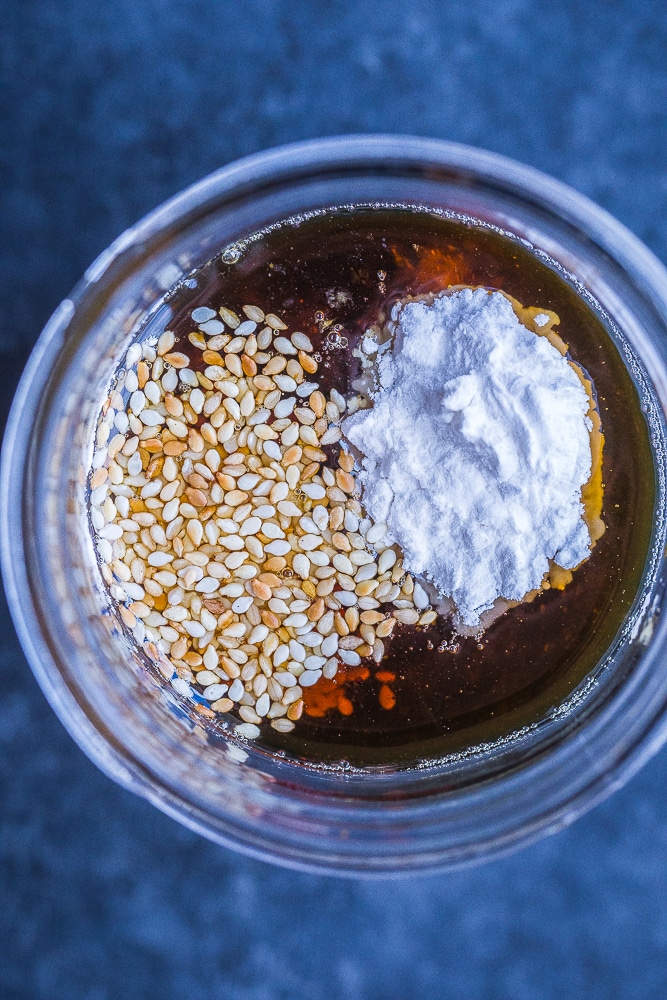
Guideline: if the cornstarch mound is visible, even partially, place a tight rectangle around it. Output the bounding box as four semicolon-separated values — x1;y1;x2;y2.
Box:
343;287;594;627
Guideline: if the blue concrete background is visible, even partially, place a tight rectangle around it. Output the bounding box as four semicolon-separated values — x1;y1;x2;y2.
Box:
2;1;667;997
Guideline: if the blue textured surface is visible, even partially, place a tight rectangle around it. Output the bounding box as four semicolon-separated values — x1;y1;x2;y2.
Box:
2;2;667;997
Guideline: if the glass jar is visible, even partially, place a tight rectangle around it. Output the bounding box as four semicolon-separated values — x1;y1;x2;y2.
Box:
3;135;667;875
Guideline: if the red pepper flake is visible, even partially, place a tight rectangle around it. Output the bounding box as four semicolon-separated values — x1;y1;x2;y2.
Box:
337;697;354;716
391;244;470;293
302;665;370;718
375;671;395;683
378;684;396;711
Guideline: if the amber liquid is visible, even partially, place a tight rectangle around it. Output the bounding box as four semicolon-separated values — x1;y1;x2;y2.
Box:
165;207;656;768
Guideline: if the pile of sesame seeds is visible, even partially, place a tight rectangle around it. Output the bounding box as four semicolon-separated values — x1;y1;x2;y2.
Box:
89;302;435;741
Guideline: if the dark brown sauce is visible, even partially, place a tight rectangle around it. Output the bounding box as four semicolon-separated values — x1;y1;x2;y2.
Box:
165;208;656;767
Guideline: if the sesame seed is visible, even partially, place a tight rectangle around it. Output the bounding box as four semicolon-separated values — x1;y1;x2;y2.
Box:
192;306;217;323
235;722;261;739
200;319;225;336
89;294;427;743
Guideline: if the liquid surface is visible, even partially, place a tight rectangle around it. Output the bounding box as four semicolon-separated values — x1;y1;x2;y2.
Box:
159;207;655;767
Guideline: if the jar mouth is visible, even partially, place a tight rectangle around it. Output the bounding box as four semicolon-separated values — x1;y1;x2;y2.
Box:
4;135;667;875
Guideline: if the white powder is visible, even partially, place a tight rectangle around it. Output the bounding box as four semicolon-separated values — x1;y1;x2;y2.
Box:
343;288;594;627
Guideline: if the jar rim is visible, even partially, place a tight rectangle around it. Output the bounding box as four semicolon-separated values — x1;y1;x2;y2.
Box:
4;135;667;875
